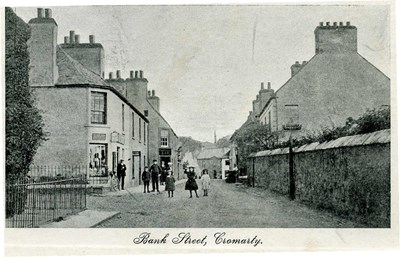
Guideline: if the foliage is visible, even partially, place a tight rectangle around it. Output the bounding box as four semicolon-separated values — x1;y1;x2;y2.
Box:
232;120;278;170
178;136;204;158
275;107;390;149
215;135;231;148
5;8;47;182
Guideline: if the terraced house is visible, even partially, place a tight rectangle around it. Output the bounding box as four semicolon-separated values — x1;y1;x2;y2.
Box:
27;8;180;187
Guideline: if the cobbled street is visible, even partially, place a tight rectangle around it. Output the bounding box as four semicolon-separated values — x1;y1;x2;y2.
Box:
89;180;364;228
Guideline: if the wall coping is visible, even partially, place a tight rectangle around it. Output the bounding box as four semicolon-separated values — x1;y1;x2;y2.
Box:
249;129;390;157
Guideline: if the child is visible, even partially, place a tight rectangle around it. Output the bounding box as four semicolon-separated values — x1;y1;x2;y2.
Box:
141;166;150;193
165;170;175;197
201;169;211;196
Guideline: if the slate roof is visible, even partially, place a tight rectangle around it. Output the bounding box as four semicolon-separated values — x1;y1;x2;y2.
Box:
197;147;230;160
55;46;108;86
249;129;390;157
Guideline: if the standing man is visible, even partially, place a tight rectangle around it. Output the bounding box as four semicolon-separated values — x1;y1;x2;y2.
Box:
141;166;151;193
149;159;162;193
117;159;127;190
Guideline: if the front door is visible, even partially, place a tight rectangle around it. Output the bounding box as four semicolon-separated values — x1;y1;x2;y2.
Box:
132;151;141;185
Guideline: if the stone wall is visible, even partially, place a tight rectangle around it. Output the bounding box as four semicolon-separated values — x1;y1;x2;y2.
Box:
248;130;390;227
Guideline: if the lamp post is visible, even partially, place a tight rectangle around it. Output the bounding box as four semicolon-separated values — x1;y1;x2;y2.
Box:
283;124;301;200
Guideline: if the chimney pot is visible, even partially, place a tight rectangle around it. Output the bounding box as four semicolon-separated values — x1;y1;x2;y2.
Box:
302;61;307;65
139;70;143;78
69;31;75;44
109;72;113;79
37;8;44;18
135;71;138;78
319;22;323;26
74;35;80;44
339;21;343;26
326;22;330;26
148;90;151;97
64;36;69;44
333;22;337;26
152;90;155;96
45;8;52;18
116;70;121;79
130;70;134;79
89;35;95;44
261;82;264;90
268;82;271;89
346;21;350;26
295;61;300;65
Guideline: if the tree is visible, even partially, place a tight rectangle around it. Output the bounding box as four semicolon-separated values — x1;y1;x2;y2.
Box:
232;120;278;171
5;8;47;216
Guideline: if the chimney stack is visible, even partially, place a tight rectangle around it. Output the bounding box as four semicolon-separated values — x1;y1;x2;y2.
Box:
28;8;59;87
45;8;52;18
116;70;121;79
109;72;113;79
152;90;155;96
261;82;264;90
69;31;75;44
135;71;138;78
148;90;151;97
130;70;134;79
74;34;80;44
89;35;95;44
37;8;44;18
140;70;143;78
64;36;69;44
268;82;271;90
315;21;357;54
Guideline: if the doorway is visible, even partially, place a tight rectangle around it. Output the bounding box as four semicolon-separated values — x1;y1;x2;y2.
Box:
132;151;141;185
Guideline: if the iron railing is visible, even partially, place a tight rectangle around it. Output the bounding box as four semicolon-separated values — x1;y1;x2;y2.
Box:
6;166;88;228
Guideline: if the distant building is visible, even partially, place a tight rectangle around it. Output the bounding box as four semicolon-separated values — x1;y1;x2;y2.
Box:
197;147;231;179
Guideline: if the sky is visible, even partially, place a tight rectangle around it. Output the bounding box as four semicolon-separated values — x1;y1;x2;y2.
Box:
13;4;391;142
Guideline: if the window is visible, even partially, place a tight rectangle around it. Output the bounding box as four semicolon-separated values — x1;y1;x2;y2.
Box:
139;117;142;142
144;110;148;116
122;104;125;131
89;144;107;176
225;160;230;166
144;123;146;145
160;129;169;147
131;112;135;138
91;92;107;124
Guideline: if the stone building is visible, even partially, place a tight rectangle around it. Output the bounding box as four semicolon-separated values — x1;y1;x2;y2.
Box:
106;71;181;181
197;147;231;179
248;21;390;139
26;8;180;186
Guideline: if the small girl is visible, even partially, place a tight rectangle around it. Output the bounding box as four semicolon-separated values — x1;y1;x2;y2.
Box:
200;169;211;196
165;170;175;197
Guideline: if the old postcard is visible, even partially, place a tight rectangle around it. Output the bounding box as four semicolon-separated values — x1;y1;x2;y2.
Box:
2;0;399;255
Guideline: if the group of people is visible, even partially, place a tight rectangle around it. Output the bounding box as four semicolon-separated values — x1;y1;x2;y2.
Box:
109;159;212;198
141;160;211;198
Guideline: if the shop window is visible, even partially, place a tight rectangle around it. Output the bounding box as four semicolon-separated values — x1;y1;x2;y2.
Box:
89;144;107;176
91;92;107;124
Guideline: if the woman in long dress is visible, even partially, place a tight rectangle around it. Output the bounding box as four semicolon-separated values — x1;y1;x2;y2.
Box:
200;169;211;196
184;166;199;198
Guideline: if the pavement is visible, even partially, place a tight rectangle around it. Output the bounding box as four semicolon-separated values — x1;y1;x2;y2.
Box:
40;179;186;228
39;210;119;228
